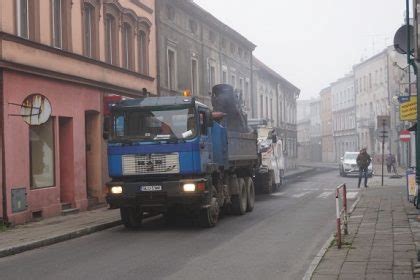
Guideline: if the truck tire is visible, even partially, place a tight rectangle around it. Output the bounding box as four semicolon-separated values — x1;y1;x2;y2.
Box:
232;178;247;215
263;171;274;194
245;177;255;212
120;207;143;229
199;197;219;227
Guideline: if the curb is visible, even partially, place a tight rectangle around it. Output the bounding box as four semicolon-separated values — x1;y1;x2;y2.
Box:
0;220;122;258
302;192;363;280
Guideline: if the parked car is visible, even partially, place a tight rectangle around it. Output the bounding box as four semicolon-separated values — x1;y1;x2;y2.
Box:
339;152;373;177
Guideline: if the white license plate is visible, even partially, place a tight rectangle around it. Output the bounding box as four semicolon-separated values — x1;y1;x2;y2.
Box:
140;185;162;192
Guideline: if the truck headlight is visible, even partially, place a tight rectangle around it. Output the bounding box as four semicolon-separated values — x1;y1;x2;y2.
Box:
111;186;123;194
183;183;196;192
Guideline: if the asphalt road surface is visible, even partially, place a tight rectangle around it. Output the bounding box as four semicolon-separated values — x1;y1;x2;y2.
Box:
0;167;362;280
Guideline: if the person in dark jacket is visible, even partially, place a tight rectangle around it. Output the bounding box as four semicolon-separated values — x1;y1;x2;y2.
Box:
357;148;371;188
385;153;397;175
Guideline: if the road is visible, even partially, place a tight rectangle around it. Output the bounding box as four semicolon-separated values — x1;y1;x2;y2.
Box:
0;167;361;280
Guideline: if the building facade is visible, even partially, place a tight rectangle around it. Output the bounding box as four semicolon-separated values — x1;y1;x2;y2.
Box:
156;0;255;115
320;87;335;162
0;0;157;225
309;98;322;162
331;74;358;161
253;57;300;169
297;119;311;162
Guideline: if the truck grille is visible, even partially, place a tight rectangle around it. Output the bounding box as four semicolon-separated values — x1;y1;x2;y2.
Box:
122;153;180;175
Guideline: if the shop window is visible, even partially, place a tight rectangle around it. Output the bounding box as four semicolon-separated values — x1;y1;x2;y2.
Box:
191;58;198;96
30;119;55;189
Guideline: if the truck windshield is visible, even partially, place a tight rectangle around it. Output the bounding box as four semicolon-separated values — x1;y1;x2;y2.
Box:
111;107;197;141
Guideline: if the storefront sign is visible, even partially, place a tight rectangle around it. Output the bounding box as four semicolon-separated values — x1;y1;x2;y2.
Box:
400;96;417;121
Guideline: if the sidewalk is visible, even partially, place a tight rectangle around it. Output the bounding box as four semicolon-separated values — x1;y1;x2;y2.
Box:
0;207;121;258
310;175;419;280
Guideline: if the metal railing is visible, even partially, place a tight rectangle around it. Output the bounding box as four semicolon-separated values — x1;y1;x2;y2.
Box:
336;184;348;249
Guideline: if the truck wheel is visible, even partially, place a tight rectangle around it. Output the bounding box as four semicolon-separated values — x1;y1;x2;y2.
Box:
232;178;247;215
262;171;273;194
199;197;219;227
120;207;143;229
245;177;255;212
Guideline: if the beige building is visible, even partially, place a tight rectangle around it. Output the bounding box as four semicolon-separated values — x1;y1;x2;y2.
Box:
0;0;157;225
320;87;334;162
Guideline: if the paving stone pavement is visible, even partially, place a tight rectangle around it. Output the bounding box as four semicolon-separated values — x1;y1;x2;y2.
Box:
311;175;420;280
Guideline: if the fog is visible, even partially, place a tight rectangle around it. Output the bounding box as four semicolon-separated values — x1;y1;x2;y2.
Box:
195;0;407;99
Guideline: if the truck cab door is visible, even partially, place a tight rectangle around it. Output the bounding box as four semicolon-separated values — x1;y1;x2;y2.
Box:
198;108;213;172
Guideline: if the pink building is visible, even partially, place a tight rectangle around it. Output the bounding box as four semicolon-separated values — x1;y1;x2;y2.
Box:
0;0;157;225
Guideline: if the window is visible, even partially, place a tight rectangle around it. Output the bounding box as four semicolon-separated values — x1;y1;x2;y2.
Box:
209;30;215;42
189;19;198;34
239;78;244;94
265;96;268;119
221;37;226;49
209;64;216;89
105;14;118;65
191;59;198;96
167;48;177;90
230;43;236;54
369;73;372;89
231;74;236;88
83;3;96;58
222;69;227;83
199;111;208;136
138;24;150;75
166;4;175;20
270;98;273;120
122;23;133;70
17;0;29;38
52;0;62;48
260;95;263;118
238;48;243;57
30;119;55;188
245;80;249;107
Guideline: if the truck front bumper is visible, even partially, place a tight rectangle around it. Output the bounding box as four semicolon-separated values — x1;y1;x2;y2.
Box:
106;179;210;212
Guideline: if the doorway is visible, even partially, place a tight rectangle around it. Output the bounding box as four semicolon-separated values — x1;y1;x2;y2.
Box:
59;117;74;205
85;111;100;203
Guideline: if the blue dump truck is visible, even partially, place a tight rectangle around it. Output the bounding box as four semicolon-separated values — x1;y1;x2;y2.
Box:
106;84;261;228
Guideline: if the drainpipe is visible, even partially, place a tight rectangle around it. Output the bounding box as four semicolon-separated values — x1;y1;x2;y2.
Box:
0;70;7;224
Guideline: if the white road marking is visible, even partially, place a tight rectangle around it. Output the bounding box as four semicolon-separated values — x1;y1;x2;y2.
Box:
346;191;358;199
317;191;333;199
292;191;312;198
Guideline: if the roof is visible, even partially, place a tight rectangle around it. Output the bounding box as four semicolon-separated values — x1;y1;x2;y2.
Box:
175;0;256;50
253;56;300;95
353;48;388;70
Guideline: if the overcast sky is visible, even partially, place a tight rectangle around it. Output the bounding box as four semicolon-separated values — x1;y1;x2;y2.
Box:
194;0;408;100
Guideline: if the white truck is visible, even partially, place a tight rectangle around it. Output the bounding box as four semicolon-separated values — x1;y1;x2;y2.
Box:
249;119;285;194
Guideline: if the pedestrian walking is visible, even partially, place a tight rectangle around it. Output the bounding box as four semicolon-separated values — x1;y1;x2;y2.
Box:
357;148;371;188
385;153;397;175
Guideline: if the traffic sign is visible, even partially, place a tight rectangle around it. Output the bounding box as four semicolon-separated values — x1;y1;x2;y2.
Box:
400;130;411;142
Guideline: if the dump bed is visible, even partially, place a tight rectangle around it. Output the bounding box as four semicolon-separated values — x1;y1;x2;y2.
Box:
227;131;258;167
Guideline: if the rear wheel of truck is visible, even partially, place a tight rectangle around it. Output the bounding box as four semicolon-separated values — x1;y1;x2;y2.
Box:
232;178;247;215
120;207;143;229
199;197;220;227
263;171;274;194
245;177;255;212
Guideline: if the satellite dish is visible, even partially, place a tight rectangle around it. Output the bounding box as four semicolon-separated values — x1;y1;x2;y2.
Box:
394;24;414;54
20;94;52;125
